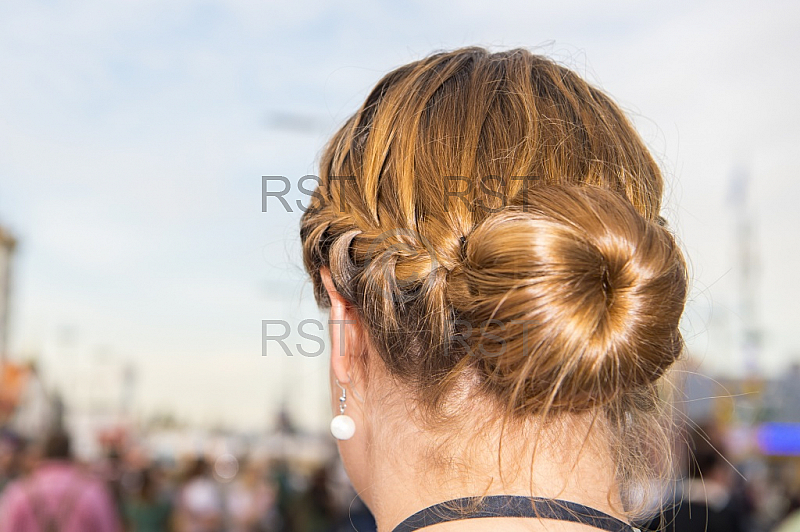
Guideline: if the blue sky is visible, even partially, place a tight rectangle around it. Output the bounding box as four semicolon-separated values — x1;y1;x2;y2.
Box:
1;0;798;430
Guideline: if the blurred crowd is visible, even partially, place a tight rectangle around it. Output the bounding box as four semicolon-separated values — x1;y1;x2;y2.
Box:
640;424;800;532
1;421;800;531
0;427;376;532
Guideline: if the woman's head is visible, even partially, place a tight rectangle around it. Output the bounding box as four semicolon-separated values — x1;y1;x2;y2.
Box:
300;47;687;515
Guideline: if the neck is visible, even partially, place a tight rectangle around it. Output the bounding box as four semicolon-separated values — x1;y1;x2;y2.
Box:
360;413;626;532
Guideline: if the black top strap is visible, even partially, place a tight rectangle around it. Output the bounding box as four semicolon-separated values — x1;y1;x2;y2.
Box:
391;495;637;532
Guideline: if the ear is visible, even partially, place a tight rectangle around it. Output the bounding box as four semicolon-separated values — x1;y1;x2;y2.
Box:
320;268;363;386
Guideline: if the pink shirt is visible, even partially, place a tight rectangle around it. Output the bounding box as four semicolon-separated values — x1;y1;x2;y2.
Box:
0;461;121;532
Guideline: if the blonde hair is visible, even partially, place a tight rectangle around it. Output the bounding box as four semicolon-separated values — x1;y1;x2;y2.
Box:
301;47;687;516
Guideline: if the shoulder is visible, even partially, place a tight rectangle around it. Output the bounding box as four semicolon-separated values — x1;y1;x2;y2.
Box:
0;479;33;529
0;477;31;509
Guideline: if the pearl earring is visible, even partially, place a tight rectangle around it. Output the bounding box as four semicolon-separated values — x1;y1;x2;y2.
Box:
330;380;355;440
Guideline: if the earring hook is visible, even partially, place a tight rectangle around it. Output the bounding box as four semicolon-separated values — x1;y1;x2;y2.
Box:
330;378;355;440
335;379;347;414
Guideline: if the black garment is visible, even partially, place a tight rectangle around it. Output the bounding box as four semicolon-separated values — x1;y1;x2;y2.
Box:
391;495;636;532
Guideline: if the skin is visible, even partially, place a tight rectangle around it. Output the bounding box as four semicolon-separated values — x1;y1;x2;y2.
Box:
321;269;629;532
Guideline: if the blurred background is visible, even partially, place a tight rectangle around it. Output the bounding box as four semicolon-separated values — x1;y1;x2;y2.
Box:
0;1;799;531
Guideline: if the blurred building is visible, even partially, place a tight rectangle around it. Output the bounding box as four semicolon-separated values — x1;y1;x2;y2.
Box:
0;361;57;440
0;227;60;442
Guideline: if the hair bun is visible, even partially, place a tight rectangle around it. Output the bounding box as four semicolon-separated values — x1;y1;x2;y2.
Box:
451;185;688;412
